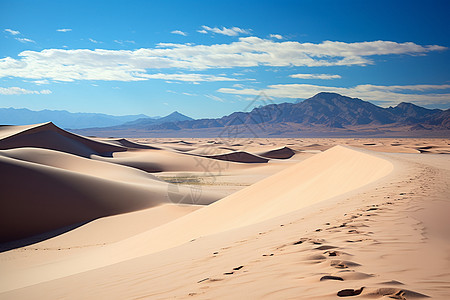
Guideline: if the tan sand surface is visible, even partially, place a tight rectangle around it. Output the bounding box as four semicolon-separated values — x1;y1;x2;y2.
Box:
0;123;449;299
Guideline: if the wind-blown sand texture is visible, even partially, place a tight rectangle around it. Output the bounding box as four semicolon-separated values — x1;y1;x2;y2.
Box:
0;123;449;299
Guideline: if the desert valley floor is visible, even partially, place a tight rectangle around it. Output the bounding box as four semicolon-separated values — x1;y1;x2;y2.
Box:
0;123;449;299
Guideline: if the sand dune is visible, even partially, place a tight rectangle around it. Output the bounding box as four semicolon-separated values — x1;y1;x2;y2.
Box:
0;122;125;157
0;154;220;243
100;138;160;150
202;150;269;163
257;146;295;159
0;147;161;184
0;124;228;243
0;129;449;299
1;204;201;253
94;148;253;173
0;145;394;292
105;146;393;260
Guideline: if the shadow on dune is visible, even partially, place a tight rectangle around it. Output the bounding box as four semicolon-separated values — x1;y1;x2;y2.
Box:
0;221;91;253
202;151;269;163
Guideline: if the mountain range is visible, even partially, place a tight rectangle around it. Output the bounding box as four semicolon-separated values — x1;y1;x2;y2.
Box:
145;92;448;130
74;92;449;137
0;108;154;129
3;93;449;137
112;111;193;128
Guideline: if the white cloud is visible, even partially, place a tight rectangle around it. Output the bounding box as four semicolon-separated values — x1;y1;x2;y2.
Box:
218;83;450;107
15;37;35;43
205;94;225;102
290;73;341;79
197;29;208;34
4;29;20;35
33;79;50;85
200;25;251;36
89;38;100;44
0;38;445;82
0;87;51;95
140;73;237;82
57;28;72;32
4;29;35;43
182;92;199;96
269;34;283;40
171;30;187;36
114;40;136;45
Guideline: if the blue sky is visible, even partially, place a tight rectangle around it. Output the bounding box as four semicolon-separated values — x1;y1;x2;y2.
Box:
1;0;449;118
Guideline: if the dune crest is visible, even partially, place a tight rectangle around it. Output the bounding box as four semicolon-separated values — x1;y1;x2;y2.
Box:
258;146;296;159
0;122;125;157
101;138;160;150
203;150;269;163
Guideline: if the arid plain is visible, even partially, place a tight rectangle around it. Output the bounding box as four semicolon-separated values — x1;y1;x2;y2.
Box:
0;122;449;299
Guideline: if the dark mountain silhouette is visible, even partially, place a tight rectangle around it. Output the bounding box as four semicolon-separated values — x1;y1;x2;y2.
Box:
115;92;447;130
423;108;450;128
73;92;449;137
387;102;442;124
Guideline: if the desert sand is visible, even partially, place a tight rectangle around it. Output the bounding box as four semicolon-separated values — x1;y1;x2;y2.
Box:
0;122;449;299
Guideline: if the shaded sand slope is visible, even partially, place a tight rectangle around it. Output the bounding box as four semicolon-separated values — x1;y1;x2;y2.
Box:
0;146;394;292
0;155;218;243
202;150;269;163
94;148;257;173
0;147;161;184
257;146;296;159
0;204;201;254
99;138;160;150
0;122;125;157
0;149;222;243
0;124;230;243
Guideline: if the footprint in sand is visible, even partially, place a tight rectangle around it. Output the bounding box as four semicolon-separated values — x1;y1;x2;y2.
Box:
320;275;344;281
337;287;364;297
223;265;244;275
293;239;306;245
315;245;337;251
378;280;404;285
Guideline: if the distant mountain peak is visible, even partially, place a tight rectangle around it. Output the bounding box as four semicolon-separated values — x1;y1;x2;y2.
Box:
314;92;343;98
167;111;187;117
115;111;194;128
395;102;419;108
306;92;362;103
161;111;193;121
